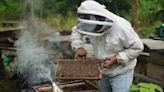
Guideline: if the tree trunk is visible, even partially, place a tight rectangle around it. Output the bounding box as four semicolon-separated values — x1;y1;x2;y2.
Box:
131;0;139;30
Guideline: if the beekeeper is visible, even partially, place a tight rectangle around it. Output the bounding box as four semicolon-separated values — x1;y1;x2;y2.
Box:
71;0;144;92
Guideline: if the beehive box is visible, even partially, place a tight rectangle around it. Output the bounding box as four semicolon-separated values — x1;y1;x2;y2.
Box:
146;52;164;82
54;59;102;80
33;80;98;92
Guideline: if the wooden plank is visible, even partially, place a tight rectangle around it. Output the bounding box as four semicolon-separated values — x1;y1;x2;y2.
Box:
33;80;99;92
73;90;98;92
55;77;101;80
148;52;164;65
59;82;86;89
142;39;164;50
147;62;164;82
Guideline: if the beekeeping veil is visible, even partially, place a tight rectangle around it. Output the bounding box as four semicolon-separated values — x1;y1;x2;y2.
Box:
76;0;115;36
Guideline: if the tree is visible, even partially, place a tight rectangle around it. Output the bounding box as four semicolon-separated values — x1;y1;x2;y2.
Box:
131;0;139;30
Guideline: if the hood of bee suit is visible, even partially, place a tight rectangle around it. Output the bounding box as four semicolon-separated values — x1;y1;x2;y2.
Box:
76;0;116;36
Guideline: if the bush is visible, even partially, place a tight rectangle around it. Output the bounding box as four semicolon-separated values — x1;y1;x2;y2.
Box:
45;13;77;31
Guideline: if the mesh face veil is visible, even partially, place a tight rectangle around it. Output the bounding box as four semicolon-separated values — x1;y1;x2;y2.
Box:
76;14;113;36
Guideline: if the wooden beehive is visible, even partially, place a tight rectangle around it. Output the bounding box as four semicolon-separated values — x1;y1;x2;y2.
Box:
33;80;98;92
146;52;164;82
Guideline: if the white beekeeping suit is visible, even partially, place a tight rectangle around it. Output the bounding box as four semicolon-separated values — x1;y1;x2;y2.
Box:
71;0;143;77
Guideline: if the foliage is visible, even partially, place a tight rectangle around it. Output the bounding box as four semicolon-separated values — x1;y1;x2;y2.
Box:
98;0;131;17
0;0;132;19
42;0;131;18
45;12;77;31
138;21;163;37
0;0;163;36
42;0;82;17
0;0;23;20
36;0;131;31
137;0;164;37
130;83;163;92
139;0;164;23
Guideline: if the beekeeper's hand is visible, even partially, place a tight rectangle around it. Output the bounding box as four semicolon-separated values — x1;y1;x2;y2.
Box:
75;47;87;61
102;55;117;68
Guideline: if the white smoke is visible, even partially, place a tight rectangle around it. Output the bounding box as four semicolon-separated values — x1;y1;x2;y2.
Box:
15;0;63;91
15;30;56;85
